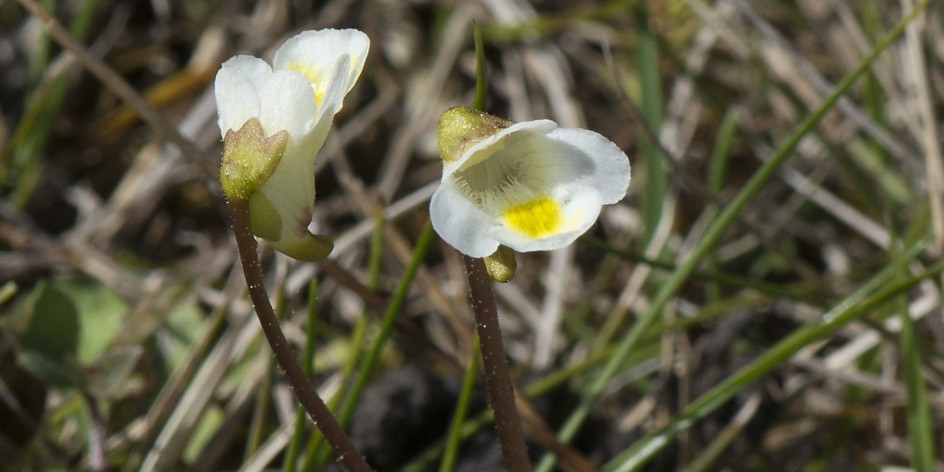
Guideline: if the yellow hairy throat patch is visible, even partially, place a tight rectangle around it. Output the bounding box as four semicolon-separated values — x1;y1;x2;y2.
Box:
502;196;562;237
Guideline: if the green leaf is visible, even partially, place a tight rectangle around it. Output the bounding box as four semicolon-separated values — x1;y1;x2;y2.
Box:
17;351;81;389
4;278;128;390
55;278;127;364
157;300;205;375
82;345;144;400
16;282;80;362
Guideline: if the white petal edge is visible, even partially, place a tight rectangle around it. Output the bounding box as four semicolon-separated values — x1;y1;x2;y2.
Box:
547;127;631;203
214;63;264;136
430;180;502;258
274;29;369;78
222;55;272;91
306;55;353;148
273;29;369;106
317;54;354;116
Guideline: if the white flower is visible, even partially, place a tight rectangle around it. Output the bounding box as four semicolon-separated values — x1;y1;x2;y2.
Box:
430;107;630;258
215;29;369;261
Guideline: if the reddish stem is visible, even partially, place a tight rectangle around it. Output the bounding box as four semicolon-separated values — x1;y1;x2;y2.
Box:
227;198;371;472
463;255;532;471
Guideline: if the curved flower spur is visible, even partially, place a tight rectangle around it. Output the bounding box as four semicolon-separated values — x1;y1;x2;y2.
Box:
216;29;369;261
431;106;631;262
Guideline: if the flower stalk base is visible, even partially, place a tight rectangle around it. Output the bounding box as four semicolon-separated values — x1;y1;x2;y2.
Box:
226;198;371;472
463;255;532;471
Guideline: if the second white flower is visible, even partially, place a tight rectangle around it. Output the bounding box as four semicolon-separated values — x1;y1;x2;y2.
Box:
431;107;631;258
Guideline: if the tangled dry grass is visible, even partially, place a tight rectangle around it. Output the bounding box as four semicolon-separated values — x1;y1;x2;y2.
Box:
2;0;944;470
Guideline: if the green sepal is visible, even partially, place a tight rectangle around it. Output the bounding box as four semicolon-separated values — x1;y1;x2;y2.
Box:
220;118;288;200
437;106;512;163
484;245;517;283
248;192;282;241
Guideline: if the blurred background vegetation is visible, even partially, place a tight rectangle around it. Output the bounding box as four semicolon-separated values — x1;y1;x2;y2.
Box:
1;0;943;470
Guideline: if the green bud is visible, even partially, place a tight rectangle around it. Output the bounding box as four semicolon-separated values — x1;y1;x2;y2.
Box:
484;245;517;282
437;106;512;163
220;118;288;201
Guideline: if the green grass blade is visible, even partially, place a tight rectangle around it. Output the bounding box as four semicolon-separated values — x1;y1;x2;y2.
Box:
439;339;480;472
705;108;739;304
305;203;387;468
891;242;935;470
898;298;934;471
605;242;941;471
5;0;99;207
544;1;931;467
635;6;667;244
335;220;434;427
472;21;487;112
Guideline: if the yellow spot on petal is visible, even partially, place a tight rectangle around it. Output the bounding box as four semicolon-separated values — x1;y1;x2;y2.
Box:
502;196;562;237
285;61;326;104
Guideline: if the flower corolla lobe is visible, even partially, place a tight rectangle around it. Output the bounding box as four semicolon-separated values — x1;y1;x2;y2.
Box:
215;29;369;261
431;107;630;258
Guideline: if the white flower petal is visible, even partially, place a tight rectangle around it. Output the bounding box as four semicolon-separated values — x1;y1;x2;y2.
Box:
304;55;353;152
316;55;354;116
547;128;631;203
273;29;369;112
215;60;265;135
430;180;502;258
258;70;319;142
223;55;272;90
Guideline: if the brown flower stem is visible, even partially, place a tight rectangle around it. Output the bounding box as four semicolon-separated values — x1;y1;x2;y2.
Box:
463;21;530;471
463;255;532;471
226;198;371;472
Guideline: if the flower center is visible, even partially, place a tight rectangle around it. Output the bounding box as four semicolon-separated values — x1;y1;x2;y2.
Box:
501;196;562;237
454;132;552;198
451;131;565;237
453;152;523;205
285;61;326;104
